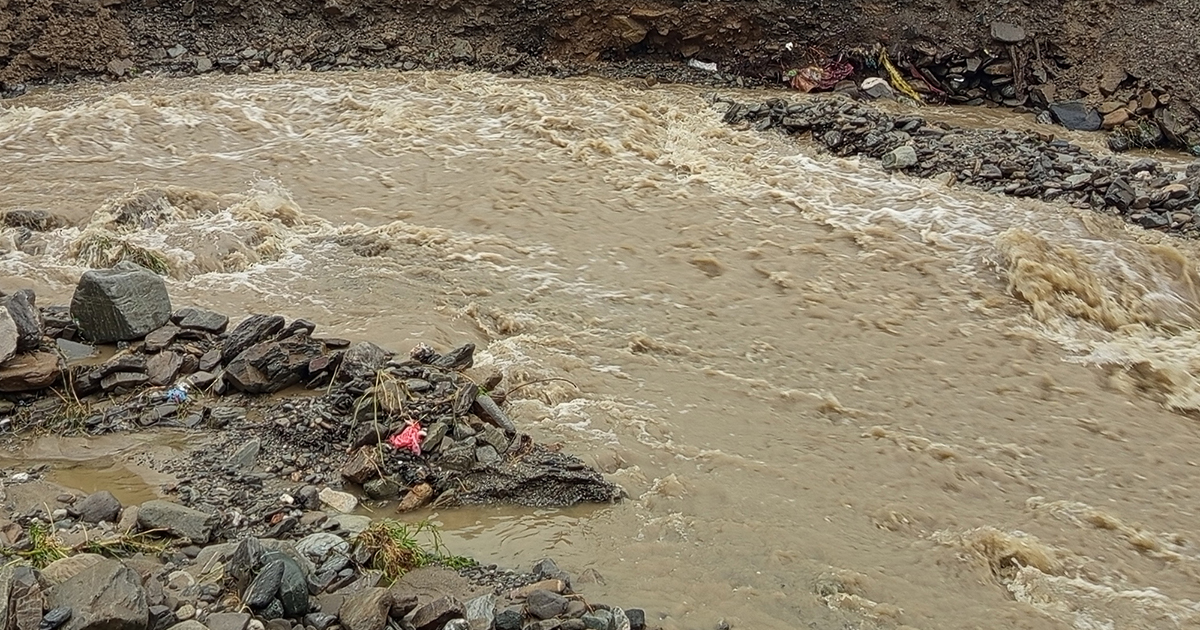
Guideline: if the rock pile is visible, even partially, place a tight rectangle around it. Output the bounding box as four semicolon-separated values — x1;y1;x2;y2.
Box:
0;479;650;630
721;95;1200;235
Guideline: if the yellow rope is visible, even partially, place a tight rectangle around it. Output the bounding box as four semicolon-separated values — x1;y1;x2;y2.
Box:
878;49;923;104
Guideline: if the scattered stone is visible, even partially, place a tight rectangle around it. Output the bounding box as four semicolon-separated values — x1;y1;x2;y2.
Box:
165;622;204;630
395;482;433;512
338;587;397;630
362;477;401;500
146;351;184;386
205;613;249;630
990;22;1026;43
221;314;286;363
463;594;495;630
0;352;62;392
1049;102;1102;131
859;77;893;100
194;58;213;73
39;608;72;630
526;590;568;620
231;438;261;470
137;500;217;542
625;608;645;630
244;560;285;610
1102;108;1131;129
317;488;358;513
142;324;179;353
5;290;43;352
70;262;172;343
147;605;174;630
295;533;348;562
224;334;324;393
511;580;567;599
495;609;523;630
330;515;371;537
880;145;917;170
47;559;148;630
410;596;464;630
341;447;381;484
75;491;122;524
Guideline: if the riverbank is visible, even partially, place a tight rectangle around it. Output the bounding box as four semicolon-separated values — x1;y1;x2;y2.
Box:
3;0;1200;154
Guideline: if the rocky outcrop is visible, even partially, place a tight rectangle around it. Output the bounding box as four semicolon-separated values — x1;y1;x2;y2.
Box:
70;262;171;343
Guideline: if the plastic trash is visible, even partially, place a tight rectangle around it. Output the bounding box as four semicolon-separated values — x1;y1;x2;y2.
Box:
388;423;426;455
166;383;189;403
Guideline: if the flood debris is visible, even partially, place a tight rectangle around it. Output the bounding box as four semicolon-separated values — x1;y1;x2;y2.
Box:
0;271;646;630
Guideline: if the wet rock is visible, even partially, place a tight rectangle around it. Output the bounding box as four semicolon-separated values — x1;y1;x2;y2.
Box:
295;533;348;563
75;491;122;524
881;145;917;170
40;608;72;630
442;444;621;508
221;314;286;363
224;334;324;393
362;477;401;500
56;339;96;361
264;551;310;617
395;482;433;512
494;609;523;630
0;308;18;365
70;262;172;343
47;559;148;630
471;394;516;434
444;621;470;630
137;500;217;543
338;342;391;381
198;348;221;372
0;352;62;392
41;554;106;586
475;445;501;465
143;324;179;353
330;514;371;537
231;439;261;470
205;613;248;630
341;447;381;485
431;343;475;370
164;622;204;630
1049;102;1102;131
147;606;174;630
525;591;568;620
859;77;893;100
510;580;567;599
462;594;495;630
244;560;285;610
338;587;397;630
410;596;463;630
991;21;1026;43
625;608;645;630
317;488;357;513
146;351;183;386
5;290;43;352
1102;108;1130;129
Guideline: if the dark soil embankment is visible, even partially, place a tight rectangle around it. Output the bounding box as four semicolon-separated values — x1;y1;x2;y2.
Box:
2;0;1200;147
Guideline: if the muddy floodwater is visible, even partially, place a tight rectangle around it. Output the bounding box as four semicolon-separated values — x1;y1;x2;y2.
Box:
6;71;1200;630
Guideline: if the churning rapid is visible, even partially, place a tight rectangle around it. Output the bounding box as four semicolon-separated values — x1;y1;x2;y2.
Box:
6;70;1200;630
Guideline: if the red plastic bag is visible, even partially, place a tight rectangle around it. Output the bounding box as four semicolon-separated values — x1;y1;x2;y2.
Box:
388;423;426;455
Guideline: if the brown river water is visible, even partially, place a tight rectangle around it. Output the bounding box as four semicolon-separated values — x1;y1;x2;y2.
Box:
5;70;1200;630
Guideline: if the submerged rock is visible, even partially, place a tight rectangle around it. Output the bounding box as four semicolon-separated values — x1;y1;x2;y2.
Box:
70;262;172;343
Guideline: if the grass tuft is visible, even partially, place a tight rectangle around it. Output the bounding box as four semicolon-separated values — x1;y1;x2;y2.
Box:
3;520;169;568
354;519;475;581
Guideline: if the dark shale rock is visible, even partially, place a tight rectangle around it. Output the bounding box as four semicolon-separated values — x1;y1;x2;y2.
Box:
221;314;286;363
70;262;172;343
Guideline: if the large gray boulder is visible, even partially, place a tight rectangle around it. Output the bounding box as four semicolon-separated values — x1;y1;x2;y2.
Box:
136;500;217;543
70;262;171;343
47;558;149;630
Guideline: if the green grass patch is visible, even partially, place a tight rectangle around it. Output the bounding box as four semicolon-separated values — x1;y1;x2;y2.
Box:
355;519;475;581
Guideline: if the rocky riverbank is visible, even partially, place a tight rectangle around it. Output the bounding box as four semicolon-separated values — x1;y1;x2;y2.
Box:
718;94;1200;236
0;260;643;630
3;1;1200;154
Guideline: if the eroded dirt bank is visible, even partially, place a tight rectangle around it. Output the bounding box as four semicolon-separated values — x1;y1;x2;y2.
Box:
3;0;1200;147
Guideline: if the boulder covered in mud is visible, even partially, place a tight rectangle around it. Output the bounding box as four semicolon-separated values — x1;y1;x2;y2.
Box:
70;261;172;343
